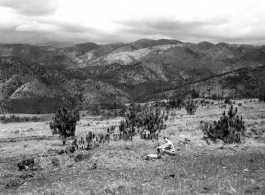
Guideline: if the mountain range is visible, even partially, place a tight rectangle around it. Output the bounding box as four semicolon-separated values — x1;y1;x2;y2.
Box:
1;39;265;113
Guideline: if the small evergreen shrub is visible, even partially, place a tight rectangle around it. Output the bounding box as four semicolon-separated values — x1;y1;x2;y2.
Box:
185;100;197;115
117;103;167;141
224;98;231;104
202;105;246;143
49;97;80;145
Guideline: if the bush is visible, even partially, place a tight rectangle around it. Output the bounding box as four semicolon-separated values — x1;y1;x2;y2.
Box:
190;89;199;99
49;97;81;145
69;130;110;151
259;94;265;102
86;104;101;116
168;98;182;109
2;97;62;114
202;105;246;143
185;100;197;115
224;98;231;104
100;110;115;120
70;103;167;151
0;115;40;124
118;103;166;141
211;94;223;100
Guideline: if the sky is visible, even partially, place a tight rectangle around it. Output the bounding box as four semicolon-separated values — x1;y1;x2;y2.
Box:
0;0;265;47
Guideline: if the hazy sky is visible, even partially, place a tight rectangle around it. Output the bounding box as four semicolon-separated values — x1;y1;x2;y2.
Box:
0;0;265;47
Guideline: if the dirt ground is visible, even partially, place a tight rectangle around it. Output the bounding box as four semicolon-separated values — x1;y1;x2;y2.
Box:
1;100;265;195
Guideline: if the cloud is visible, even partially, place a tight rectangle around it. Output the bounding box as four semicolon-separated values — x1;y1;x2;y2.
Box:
0;28;77;48
0;23;17;32
16;22;60;32
0;0;265;47
0;20;120;47
0;0;59;16
116;17;265;45
13;20;94;34
115;19;219;41
118;19;208;35
52;21;98;34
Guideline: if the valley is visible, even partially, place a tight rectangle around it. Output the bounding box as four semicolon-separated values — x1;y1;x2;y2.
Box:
1;39;265;114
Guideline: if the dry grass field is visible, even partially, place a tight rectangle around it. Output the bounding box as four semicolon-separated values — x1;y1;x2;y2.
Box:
1;99;265;195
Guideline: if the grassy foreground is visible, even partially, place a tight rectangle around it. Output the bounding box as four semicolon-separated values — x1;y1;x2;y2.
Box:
1;100;265;195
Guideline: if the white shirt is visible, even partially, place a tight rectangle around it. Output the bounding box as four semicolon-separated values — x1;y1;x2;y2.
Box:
159;140;175;151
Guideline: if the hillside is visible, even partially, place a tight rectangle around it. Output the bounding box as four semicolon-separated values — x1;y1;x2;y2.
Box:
0;57;130;113
154;66;265;102
1;39;265;113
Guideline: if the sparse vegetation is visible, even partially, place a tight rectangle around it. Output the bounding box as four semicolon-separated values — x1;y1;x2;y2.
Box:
67;102;168;151
1;98;265;195
190;89;200;98
168;98;183;109
86;104;101;116
70;130;110;151
260;93;265;102
1;97;62;114
0;114;40;123
185;99;197;115
224;97;232;104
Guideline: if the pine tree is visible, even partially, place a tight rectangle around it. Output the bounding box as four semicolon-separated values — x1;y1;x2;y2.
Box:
50;96;81;145
202;105;246;143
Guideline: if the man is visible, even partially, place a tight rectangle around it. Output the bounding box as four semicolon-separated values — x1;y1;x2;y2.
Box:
157;137;176;157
